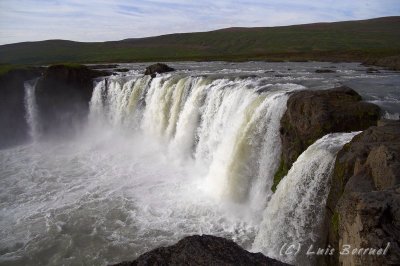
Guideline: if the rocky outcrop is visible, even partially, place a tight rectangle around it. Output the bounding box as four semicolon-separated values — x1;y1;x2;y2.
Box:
324;120;400;266
35;64;107;138
115;68;130;72
273;86;380;191
0;67;43;148
114;235;290;266
315;69;336;73
144;63;175;78
366;67;381;74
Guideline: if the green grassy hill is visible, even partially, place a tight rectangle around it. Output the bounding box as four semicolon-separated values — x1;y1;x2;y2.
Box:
1;16;400;65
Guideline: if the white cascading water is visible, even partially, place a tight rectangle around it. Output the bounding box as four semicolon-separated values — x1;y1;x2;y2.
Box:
89;74;304;208
89;76;152;129
24;78;40;141
252;132;360;265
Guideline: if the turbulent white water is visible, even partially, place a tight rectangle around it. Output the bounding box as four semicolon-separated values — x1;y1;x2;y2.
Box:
1;70;363;266
252;132;360;265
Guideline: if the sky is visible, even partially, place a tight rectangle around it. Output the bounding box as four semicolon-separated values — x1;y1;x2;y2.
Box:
0;0;399;45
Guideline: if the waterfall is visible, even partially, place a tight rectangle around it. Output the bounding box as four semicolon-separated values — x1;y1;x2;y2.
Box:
13;70;367;265
24;78;40;141
252;132;359;265
88;74;305;206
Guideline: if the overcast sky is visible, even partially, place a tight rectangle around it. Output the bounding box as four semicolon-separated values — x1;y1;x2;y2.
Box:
0;0;399;45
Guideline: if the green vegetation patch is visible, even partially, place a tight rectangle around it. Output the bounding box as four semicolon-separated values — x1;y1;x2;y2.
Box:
0;64;28;77
331;211;340;235
52;63;87;69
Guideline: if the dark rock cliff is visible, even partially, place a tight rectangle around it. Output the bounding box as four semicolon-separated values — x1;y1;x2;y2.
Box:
0;68;43;148
273;86;381;191
324;120;400;266
35;64;107;138
113;235;290;266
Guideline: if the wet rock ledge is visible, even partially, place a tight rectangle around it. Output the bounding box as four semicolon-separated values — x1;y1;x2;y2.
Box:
113;235;290;266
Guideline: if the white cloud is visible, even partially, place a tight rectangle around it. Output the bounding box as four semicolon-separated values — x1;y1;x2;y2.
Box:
0;0;399;45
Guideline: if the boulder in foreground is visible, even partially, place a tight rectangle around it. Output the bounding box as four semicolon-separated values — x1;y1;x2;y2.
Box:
144;63;175;77
113;235;290;266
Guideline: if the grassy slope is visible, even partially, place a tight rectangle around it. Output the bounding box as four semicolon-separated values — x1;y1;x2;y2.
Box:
1;16;399;65
0;64;32;77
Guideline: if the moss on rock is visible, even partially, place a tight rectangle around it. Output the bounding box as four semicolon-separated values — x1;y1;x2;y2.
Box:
272;159;289;192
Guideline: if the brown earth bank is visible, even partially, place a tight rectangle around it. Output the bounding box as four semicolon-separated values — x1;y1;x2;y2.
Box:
323;119;400;266
112;235;291;266
273;86;381;191
363;55;400;71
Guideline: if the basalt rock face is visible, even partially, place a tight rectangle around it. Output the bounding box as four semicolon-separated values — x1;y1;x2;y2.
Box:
114;235;290;266
273;86;381;191
35;65;107;138
0;68;43;148
324;120;400;266
144;63;175;78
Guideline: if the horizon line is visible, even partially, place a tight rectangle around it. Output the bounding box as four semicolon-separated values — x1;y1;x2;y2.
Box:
1;15;398;46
